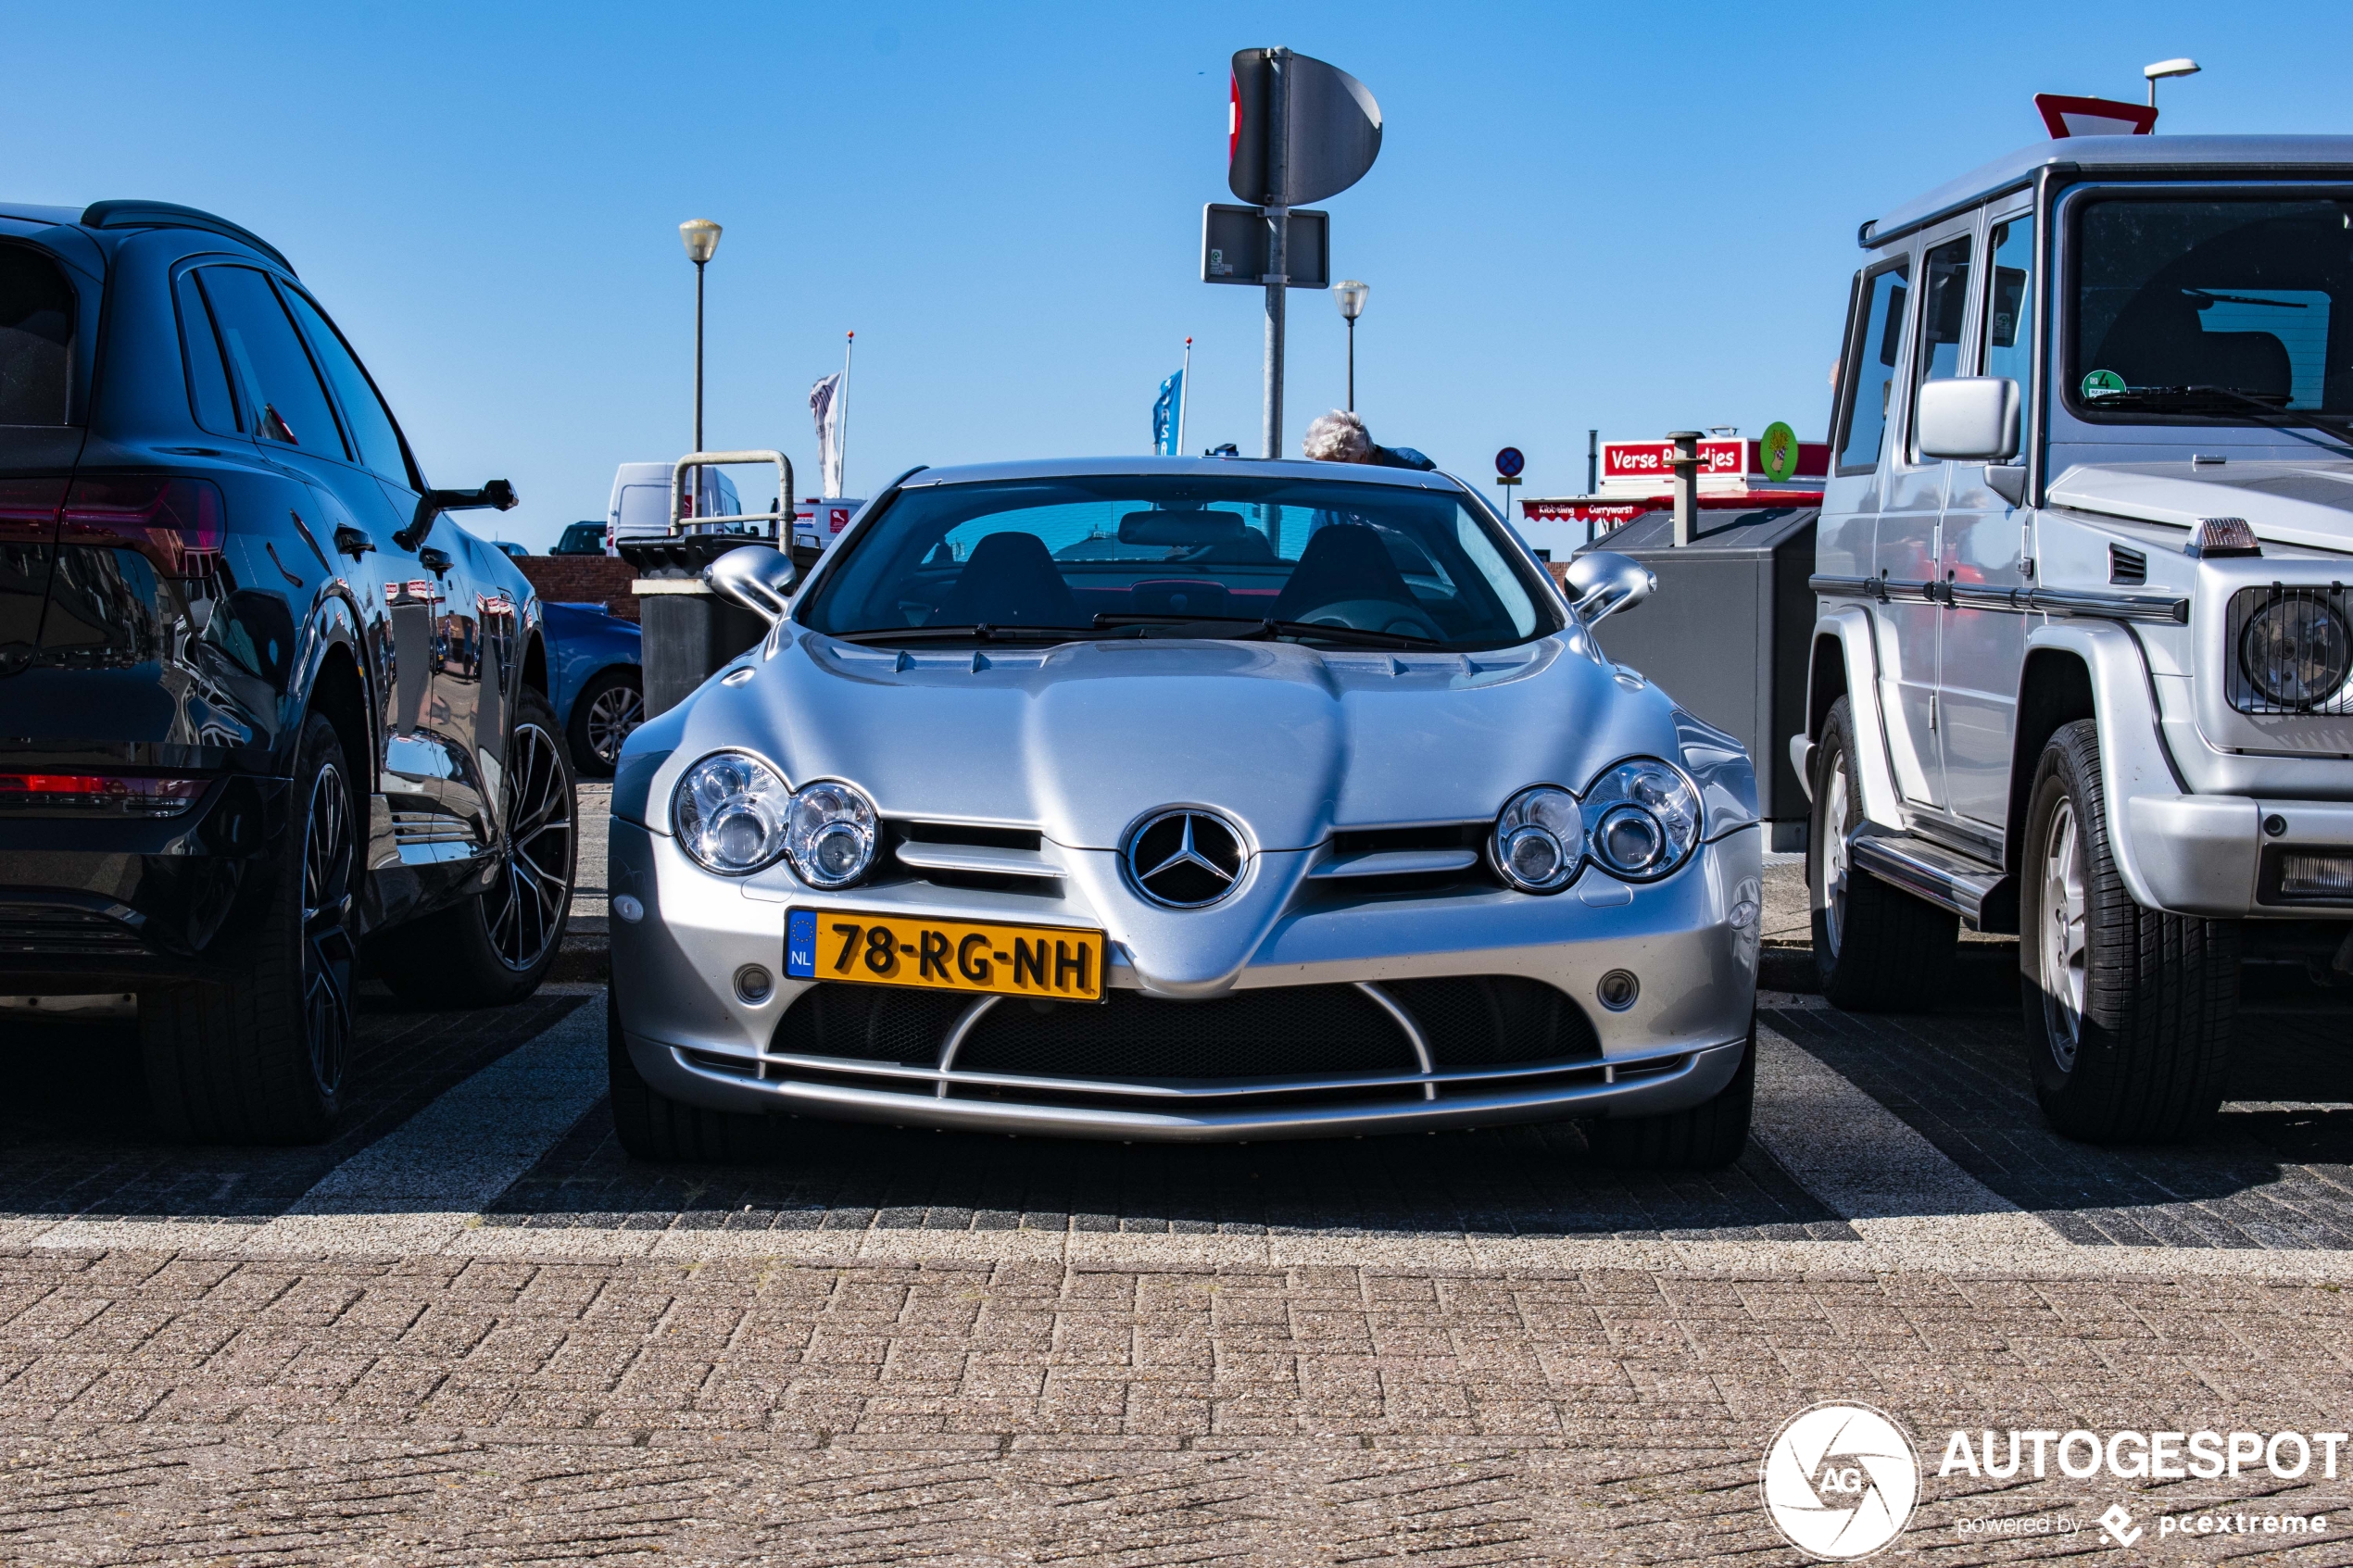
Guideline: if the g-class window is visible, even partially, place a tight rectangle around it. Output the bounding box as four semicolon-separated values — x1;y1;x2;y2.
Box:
1906;234;1971;461
0;245;74;426
1834;260;1909;474
2069;195;2353;419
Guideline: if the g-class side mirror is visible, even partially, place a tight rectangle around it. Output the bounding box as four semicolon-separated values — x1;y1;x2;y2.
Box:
1564;550;1655;626
705;544;798;626
1918;377;2021;462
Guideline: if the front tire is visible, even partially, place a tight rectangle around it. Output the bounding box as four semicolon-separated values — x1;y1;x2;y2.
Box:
1587;1020;1755;1170
1807;696;1957;1010
2019;720;2237;1142
377;688;575;1008
141;709;356;1144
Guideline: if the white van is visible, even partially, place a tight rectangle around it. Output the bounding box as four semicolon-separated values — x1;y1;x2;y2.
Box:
604;462;746;554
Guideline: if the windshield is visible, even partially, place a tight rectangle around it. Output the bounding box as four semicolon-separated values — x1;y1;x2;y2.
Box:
798;473;1559;651
2070;194;2353;420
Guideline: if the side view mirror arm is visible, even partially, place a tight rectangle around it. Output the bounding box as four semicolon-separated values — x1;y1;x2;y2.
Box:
704;544;799;631
396;478;519;551
1561;550;1655;629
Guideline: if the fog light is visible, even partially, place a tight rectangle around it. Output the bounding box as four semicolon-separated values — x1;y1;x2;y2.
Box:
1596;970;1640;1010
2279;852;2353;899
735;965;774;1003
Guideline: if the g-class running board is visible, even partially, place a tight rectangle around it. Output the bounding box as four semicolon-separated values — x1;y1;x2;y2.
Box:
1848;829;2018;934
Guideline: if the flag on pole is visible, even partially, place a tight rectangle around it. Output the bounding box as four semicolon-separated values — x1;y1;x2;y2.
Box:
810;373;843;496
1151;370;1183;456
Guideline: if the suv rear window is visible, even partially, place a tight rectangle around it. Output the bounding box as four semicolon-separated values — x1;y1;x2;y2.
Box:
0;245;74;426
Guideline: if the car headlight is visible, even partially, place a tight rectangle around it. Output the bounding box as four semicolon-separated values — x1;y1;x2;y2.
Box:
2240;596;2352;709
1491;785;1583;893
1581;758;1703;881
785;779;878;888
673;751;793;873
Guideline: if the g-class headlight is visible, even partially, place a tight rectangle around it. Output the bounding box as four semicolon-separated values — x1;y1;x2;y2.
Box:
1491;785;1584;893
1582;759;1704;881
785;780;878;888
673;751;793;873
2240;596;2352;710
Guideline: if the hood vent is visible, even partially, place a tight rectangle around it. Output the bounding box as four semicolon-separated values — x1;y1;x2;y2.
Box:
2108;544;2146;586
887;821;1059;893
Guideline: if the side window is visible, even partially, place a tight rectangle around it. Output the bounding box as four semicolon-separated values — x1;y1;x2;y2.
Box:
0;244;75;426
279;287;413;485
195;266;347;459
1834;262;1908;474
173;272;239;436
1906;234;1972;460
1983;215;2034;386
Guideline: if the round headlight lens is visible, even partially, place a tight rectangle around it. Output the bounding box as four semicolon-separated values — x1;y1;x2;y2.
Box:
1492;785;1583;893
786;780;878;889
1582;759;1703;880
673;752;792;874
2241;596;2352;710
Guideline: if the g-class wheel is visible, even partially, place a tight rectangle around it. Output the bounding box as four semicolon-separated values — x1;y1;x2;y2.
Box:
1806;696;1957;1010
2019;720;2237;1142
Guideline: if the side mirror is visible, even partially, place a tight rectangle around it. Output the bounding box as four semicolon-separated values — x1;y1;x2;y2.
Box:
705;544;797;626
399;478;521;548
1563;550;1655;626
1918;377;2020;461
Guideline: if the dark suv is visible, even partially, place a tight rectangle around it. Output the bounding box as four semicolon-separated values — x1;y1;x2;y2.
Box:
0;199;575;1144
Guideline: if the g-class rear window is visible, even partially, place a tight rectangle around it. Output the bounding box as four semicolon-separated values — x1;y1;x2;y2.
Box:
0;245;74;426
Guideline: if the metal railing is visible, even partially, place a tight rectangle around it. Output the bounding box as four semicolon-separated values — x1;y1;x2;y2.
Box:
668;450;795;540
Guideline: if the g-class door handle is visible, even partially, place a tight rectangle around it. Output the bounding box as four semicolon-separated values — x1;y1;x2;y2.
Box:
333;525;375;557
418;546;454;574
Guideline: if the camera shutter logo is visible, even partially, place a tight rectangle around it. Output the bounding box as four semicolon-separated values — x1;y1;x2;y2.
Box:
1760;1403;1919;1561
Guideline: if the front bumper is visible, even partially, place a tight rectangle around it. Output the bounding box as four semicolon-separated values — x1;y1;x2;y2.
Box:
2129;795;2353;918
610;816;1764;1141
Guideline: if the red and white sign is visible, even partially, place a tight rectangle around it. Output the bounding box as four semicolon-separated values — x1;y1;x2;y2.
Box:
1595;437;1828;501
2033;94;2158;139
793;498;864;553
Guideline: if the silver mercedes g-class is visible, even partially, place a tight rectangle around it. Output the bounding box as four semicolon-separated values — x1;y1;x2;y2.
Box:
1793;134;2353;1143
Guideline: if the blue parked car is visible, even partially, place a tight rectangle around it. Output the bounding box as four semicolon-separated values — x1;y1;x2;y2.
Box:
545;600;641;777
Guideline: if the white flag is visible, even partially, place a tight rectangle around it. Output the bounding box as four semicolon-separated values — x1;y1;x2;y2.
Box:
809;373;843;497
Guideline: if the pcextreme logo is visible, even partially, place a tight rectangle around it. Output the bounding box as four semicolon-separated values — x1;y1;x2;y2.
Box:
1760;1402;1921;1561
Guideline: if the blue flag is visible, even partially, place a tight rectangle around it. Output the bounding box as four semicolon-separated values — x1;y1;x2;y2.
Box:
1151;370;1183;456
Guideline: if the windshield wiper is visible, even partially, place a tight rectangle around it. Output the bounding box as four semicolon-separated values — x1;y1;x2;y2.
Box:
1091;610;1438;649
2085;384;2353;456
830;622;1097;645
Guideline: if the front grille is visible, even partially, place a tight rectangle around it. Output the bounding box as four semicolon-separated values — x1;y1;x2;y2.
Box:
2224;583;2353;715
772;984;973;1064
1384;976;1602;1067
0;907;146;957
956;985;1412;1081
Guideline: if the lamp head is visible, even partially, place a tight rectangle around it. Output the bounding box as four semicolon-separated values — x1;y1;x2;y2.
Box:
679;219;723;264
2144;57;2200;82
1332;279;1370;321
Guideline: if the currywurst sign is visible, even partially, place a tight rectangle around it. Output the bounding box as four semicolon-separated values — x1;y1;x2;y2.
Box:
1228;49;1382;207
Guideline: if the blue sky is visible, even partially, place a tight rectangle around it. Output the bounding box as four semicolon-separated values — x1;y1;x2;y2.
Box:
9;1;2351;548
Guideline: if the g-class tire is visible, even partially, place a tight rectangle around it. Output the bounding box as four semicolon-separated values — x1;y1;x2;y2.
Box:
1807;696;1958;1010
141;709;357;1145
377;688;576;1008
2019;720;2237;1142
606;985;771;1162
1587;1018;1755;1171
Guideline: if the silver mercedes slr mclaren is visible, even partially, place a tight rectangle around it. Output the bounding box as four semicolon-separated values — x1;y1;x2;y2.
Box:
605;458;1764;1166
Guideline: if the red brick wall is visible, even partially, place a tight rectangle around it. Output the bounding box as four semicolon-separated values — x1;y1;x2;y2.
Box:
515;558;638;621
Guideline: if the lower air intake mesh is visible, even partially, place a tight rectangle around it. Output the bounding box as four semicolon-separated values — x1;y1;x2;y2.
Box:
1385;975;1602;1067
954;985;1413;1081
772;985;974;1064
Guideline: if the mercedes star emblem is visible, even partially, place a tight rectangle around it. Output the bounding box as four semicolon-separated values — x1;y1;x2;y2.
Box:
1125;809;1247;909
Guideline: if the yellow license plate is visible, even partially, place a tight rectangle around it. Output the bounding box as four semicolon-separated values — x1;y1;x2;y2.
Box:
785;908;1106;1002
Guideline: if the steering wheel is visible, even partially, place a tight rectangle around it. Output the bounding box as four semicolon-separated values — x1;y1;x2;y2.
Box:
1288;597;1445;642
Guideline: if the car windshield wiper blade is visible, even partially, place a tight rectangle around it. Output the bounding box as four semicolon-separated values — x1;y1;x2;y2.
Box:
829;622;1097;645
2086;384;2353;451
1093;610;1438;648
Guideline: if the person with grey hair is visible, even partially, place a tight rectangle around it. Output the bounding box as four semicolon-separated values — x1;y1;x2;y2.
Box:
1302;409;1434;470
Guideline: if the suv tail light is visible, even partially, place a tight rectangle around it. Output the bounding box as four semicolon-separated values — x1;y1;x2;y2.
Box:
0;477;68;545
0;771;205;817
58;475;225;577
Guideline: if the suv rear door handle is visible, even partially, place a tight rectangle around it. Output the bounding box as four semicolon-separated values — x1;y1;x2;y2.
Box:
333;525;374;557
419;546;453;574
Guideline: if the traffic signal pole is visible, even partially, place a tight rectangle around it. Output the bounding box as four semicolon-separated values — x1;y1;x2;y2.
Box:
1261;48;1290;461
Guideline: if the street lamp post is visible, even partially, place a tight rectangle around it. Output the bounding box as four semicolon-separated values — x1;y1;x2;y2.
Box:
1332;280;1369;412
678;220;723;488
2144;57;2200;107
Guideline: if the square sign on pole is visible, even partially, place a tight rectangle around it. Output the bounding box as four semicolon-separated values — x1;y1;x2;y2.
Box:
1201;204;1329;289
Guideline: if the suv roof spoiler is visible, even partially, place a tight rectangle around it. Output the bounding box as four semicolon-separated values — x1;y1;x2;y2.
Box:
77;199;294;274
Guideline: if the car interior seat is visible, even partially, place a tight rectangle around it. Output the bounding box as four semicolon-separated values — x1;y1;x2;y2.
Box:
929;531;1084;627
1271;523;1418;621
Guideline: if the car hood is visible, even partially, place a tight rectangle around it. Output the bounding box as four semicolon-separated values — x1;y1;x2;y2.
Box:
621;629;1751;995
2047;459;2353;554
